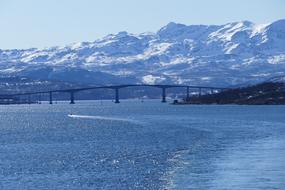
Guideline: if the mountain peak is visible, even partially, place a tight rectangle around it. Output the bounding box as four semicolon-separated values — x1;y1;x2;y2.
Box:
116;31;130;37
158;22;187;34
157;22;212;41
238;20;253;26
222;20;253;30
165;22;186;28
267;19;285;30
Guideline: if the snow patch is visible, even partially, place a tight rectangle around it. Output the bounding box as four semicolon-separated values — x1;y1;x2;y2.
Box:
142;75;166;84
268;54;285;64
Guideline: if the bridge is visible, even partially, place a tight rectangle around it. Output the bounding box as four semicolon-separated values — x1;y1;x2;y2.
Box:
7;84;229;104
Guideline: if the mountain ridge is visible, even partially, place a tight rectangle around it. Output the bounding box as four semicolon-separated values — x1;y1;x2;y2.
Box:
1;19;285;87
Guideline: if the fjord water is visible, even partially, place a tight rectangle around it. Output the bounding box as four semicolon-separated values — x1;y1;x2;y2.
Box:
0;101;284;189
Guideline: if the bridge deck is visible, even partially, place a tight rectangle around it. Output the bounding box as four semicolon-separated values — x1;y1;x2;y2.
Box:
7;84;229;96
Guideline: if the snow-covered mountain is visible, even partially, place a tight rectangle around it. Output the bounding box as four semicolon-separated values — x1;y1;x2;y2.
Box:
1;19;285;87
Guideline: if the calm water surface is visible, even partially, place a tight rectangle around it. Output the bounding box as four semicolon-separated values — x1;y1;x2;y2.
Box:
0;100;284;189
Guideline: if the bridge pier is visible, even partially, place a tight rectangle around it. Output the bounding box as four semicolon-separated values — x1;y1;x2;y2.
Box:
115;88;120;103
70;91;75;104
186;86;190;100
28;95;31;104
38;93;42;104
161;87;166;103
49;91;53;104
198;88;202;97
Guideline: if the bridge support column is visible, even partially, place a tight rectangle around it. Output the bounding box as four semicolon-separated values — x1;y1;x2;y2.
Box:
38;94;42;104
28;95;31;104
198;88;202;97
70;91;75;104
49;91;53;104
186;86;190;100
161;88;166;103
115;88;120;103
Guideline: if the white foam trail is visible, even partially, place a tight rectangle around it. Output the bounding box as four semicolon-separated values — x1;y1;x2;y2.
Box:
68;114;141;124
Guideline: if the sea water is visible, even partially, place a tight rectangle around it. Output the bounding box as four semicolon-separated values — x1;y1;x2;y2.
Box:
0;100;284;189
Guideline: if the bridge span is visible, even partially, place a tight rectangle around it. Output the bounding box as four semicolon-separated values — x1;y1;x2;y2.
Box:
8;84;229;104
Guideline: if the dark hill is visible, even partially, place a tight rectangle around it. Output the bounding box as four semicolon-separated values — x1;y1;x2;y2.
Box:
180;82;285;105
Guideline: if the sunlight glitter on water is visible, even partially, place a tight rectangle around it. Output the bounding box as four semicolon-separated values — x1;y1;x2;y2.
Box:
0;101;284;189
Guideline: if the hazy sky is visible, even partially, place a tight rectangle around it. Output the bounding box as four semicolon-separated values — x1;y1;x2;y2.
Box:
0;0;284;49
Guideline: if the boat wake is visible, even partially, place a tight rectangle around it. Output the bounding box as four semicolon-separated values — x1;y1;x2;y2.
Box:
67;114;142;124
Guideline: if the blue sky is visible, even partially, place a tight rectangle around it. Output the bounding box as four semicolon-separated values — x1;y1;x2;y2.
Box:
0;0;284;49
